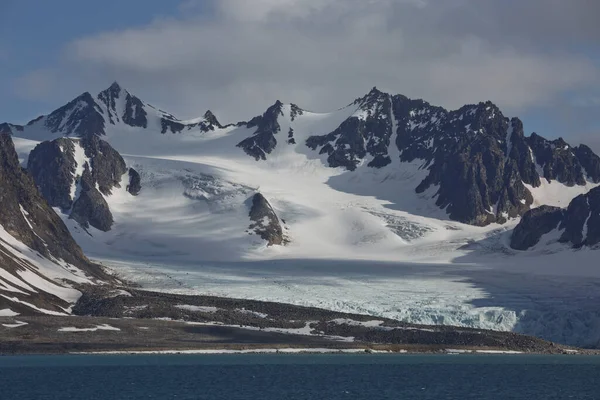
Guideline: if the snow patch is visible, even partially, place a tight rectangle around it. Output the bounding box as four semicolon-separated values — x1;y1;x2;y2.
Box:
58;324;121;332
175;305;219;313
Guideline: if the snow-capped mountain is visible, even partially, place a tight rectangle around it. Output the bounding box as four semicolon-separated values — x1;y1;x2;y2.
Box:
0;134;109;317
5;83;599;231
4;82;600;346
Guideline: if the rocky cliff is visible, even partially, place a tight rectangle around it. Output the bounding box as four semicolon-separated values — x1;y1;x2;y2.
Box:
27;136;139;232
0;133;109;315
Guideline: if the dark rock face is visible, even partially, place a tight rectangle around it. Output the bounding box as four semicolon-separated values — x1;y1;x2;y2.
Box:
160;110;225;134
307;88;394;171
45;92;106;137
237;101;284;160
248;193;287;246
0;134;108;313
511;187;600;250
27;136;133;232
161;118;185;134
395;99;535;225
0;134;89;265
558;187;600;247
70;165;114;232
303;89;599;226
123;93;148;128
527;134;586;186
81;135;127;195
97;82;148;128
290;104;304;121
574;145;600;184
127;168;142;196
27;138;77;210
303;90;543;225
200;110;223;131
510;206;564;250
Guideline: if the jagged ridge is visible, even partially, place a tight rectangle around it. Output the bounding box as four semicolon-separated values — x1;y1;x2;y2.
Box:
4;83;600;227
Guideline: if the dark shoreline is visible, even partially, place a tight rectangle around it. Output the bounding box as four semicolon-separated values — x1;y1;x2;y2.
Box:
1;285;594;356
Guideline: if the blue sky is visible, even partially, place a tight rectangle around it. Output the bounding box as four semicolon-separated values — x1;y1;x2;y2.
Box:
1;0;599;149
0;0;185;121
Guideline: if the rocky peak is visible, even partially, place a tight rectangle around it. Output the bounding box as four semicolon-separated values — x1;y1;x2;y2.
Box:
97;82;148;129
97;82;123;114
44;92;105;137
203;110;221;128
527;133;586;186
237;101;285;160
446;101;508;141
355;87;388;106
306;89;397;171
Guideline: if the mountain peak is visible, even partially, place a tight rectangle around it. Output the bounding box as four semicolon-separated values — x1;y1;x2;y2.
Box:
368;86;384;95
98;81;125;99
354;86;390;107
108;81;122;91
203;110;219;124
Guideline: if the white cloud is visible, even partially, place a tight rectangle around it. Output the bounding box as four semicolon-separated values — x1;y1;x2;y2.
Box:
17;0;598;126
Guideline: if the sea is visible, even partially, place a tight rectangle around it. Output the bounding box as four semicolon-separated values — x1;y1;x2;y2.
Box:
0;354;599;399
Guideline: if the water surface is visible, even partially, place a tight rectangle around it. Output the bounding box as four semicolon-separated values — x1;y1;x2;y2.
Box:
1;354;598;399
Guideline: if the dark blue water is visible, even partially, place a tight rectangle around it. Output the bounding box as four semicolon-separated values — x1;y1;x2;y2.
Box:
1;354;599;399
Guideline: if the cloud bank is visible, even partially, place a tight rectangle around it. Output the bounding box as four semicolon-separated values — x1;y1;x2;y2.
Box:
15;0;600;131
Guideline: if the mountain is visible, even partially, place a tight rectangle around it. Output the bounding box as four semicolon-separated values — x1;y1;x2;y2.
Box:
3;82;599;235
4;82;600;347
0;133;110;316
239;87;600;226
0;82;224;140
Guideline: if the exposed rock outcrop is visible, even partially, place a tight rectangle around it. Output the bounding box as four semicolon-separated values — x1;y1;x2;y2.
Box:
510;206;564;250
27;138;77;210
27;136;136;232
44;92;106;137
70;165;114;232
302;88;599;226
237;101;284;160
248;193;287;246
127;168;141;196
81;135;127;195
511;187;600;250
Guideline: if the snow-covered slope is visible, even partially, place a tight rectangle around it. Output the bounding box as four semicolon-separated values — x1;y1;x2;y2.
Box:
6;83;600;346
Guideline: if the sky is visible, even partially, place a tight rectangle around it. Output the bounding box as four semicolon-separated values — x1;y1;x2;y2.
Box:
1;0;599;149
